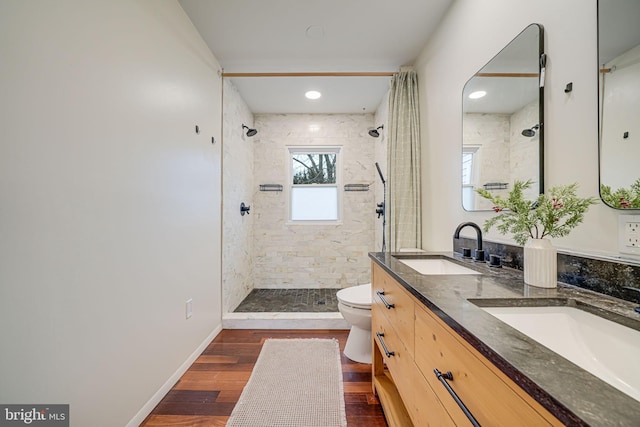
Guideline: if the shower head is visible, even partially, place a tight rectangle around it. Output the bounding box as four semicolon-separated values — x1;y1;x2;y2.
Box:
521;124;540;137
368;125;384;138
242;124;258;137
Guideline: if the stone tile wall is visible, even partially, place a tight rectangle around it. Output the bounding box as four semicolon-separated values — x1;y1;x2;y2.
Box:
252;114;376;288
222;80;255;312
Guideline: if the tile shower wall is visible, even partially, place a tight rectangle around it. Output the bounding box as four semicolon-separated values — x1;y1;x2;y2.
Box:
463;100;539;210
463;113;510;210
222;80;255;313
253;114;376;289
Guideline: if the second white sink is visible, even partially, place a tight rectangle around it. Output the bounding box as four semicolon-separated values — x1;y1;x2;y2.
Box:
397;258;481;275
482;305;640;402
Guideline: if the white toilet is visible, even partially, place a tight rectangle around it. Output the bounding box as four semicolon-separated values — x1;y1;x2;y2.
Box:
337;283;372;364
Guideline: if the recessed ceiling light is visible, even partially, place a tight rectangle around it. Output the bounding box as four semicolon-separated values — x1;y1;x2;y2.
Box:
305;90;322;100
468;90;487;99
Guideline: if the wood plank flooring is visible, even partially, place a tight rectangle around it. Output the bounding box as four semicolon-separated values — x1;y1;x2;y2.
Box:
141;329;388;427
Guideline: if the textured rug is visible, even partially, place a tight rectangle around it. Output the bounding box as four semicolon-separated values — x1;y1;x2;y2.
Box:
226;338;347;427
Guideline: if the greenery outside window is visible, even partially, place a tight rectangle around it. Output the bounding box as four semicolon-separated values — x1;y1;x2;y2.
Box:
288;147;341;222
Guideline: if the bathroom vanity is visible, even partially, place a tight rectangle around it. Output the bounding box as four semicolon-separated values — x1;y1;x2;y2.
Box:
370;252;640;426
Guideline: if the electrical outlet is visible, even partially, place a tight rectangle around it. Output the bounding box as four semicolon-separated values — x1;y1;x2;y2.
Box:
619;215;640;256
186;299;193;319
626;222;640;247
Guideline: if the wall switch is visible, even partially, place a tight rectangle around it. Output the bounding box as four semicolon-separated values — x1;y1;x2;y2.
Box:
186;299;193;319
619;215;640;256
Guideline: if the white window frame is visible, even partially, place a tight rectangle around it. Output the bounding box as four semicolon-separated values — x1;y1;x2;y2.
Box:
287;146;343;224
462;145;480;210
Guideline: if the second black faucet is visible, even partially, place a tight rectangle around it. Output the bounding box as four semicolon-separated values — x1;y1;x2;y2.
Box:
454;222;485;262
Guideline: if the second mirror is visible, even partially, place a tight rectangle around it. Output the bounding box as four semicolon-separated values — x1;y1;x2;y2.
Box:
462;24;545;211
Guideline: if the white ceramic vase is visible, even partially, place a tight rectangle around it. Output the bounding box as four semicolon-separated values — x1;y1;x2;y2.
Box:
524;238;557;288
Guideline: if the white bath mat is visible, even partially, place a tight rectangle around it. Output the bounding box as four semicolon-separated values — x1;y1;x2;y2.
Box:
226;338;347;427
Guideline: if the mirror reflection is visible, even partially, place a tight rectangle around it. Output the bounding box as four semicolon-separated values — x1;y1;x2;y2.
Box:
462;24;544;211
598;0;640;209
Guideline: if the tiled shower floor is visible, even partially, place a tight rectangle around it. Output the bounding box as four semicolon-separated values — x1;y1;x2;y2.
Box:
233;288;339;313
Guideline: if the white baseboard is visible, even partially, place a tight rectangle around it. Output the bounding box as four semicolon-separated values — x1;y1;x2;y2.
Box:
126;324;223;427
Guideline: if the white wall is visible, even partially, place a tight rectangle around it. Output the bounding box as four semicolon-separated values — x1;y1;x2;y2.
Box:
0;2;223;426
252;114;376;288
222;80;255;312
416;0;622;256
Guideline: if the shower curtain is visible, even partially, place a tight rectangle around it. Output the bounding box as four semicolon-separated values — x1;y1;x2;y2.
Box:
387;68;422;251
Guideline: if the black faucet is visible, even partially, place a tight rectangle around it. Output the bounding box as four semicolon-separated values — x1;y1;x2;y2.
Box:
454;222;485;262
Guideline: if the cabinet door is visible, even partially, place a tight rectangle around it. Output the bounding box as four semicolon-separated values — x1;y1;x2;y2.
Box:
372;263;414;356
414;304;561;426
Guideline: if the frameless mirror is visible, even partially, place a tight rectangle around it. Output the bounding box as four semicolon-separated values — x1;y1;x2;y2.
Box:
598;0;640;209
462;24;544;211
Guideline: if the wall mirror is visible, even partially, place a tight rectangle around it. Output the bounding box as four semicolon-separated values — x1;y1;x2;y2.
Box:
598;0;640;209
462;24;544;211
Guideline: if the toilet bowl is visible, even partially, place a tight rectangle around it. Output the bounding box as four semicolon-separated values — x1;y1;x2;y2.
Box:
337;283;372;364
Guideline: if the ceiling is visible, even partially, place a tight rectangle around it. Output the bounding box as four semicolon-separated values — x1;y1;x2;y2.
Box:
179;0;454;114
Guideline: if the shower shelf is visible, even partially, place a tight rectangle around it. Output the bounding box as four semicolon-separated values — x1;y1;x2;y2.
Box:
259;184;283;192
344;184;370;192
482;182;508;191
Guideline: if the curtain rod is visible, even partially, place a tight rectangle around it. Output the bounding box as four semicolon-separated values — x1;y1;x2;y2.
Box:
222;72;396;77
475;72;539;77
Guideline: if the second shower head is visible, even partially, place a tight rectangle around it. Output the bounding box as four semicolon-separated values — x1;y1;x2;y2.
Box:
242;124;258;137
521;124;540;137
368;125;384;138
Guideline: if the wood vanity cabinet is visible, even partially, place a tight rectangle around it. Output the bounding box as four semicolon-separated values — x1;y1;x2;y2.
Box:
371;262;563;427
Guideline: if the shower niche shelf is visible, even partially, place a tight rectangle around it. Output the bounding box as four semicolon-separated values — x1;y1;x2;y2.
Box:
344;184;370;192
482;182;508;191
259;184;283;192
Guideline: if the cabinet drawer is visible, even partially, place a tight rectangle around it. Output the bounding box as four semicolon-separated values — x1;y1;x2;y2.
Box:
372;263;415;356
414;304;560;426
373;307;414;410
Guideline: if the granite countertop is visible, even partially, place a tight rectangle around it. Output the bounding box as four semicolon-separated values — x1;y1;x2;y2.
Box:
369;251;640;427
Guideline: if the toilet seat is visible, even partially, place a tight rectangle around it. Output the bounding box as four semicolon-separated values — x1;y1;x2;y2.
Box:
337;284;371;310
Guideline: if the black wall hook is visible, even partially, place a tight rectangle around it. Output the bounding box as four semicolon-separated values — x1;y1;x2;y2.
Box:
564;82;573;93
240;202;251;216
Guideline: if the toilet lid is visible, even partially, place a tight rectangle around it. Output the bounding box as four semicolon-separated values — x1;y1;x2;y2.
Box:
337;283;371;309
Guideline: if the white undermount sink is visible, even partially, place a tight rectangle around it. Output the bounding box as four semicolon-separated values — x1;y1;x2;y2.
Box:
396;258;481;275
482;305;640;402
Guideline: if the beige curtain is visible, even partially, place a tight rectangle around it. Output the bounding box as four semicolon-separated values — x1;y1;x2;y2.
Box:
387;69;422;251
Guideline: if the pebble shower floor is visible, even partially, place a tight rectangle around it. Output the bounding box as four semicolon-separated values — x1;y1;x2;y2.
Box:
234;289;339;312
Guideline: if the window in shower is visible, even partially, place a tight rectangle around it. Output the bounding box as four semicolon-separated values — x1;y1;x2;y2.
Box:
462;145;479;210
288;147;342;222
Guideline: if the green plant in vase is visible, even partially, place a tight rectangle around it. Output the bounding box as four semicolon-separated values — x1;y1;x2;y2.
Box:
476;180;597;288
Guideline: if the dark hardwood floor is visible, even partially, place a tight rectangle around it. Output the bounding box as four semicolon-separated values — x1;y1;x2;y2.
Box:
141;329;388;427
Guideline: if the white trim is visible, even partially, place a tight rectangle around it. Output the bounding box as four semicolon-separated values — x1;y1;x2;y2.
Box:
125;324;223;427
223;312;350;330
